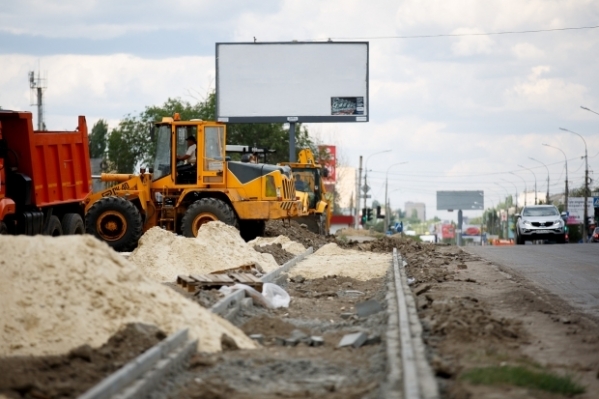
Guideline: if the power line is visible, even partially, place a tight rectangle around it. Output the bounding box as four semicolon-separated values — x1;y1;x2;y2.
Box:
328;24;599;41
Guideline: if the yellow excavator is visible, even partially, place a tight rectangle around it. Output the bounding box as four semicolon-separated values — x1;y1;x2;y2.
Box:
84;115;302;251
279;149;332;235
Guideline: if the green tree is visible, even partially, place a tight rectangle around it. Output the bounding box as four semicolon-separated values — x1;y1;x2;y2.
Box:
89;119;108;158
106;92;315;173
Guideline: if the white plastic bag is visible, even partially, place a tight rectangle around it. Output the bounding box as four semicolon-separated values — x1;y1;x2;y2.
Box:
230;283;273;308
262;283;291;308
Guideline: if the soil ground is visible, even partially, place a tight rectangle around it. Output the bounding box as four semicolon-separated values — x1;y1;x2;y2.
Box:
2;231;597;399
0;323;165;399
169;275;390;399
405;244;599;399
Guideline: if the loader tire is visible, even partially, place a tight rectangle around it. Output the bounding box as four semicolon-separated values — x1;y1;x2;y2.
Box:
44;215;63;236
0;221;7;235
181;198;236;237
239;220;266;242
62;213;85;235
86;196;143;251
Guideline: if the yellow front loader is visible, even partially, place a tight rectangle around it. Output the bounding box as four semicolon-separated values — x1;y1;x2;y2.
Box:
279;149;332;235
84;115;302;251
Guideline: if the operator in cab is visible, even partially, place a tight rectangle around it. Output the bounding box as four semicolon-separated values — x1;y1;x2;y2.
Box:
177;135;196;165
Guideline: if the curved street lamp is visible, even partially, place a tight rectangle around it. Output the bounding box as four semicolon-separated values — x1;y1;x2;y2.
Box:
529;157;550;204
559;127;589;241
542;143;568;211
384;162;408;232
581;105;599;116
518;164;537;205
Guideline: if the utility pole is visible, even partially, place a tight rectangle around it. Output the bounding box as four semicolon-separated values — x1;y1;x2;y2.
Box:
559;128;589;241
355;156;363;228
29;70;47;131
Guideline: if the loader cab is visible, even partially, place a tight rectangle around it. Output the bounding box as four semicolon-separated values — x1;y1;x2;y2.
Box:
151;118;226;186
293;167;322;209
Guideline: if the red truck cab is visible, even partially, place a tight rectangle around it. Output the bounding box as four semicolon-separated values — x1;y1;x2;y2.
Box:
0;111;92;236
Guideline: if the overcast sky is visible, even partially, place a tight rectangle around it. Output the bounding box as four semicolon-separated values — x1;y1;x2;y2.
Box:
1;0;598;221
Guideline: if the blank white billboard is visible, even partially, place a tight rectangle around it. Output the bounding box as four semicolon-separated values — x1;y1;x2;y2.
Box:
216;42;369;123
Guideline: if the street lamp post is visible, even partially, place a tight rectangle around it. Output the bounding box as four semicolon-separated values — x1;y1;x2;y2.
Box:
529;157;550;204
518;164;537;205
384;162;408;233
500;178;519;214
363;150;392;218
509;172;527;206
559;127;589;241
542;143;568;211
495;183;510;238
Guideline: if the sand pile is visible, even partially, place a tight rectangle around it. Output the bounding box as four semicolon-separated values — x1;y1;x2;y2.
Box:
128;222;279;283
289;243;391;281
0;235;256;357
248;235;306;255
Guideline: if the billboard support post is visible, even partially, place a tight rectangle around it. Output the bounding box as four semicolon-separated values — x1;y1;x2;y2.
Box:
457;209;463;246
289;122;296;162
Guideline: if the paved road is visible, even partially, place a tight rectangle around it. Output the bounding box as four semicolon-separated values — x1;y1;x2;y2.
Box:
464;244;599;318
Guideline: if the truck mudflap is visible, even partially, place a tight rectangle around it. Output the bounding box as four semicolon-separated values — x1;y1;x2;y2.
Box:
233;200;303;220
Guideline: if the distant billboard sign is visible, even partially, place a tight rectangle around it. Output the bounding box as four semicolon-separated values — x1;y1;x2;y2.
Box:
566;197;595;224
441;224;455;239
215;42;369;123
319;145;336;183
437;191;484;211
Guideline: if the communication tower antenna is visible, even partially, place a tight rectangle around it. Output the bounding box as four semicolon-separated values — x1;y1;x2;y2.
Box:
29;68;47;130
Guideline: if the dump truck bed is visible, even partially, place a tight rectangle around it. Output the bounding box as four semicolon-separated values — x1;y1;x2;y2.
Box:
0;111;92;207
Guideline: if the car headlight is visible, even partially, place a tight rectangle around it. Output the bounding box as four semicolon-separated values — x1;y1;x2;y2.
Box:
523;220;532;226
553;220;562;227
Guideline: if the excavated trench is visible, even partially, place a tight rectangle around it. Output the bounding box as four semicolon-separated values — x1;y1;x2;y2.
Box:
169;274;390;399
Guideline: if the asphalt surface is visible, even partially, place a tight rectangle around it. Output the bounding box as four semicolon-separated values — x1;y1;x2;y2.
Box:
463;244;599;319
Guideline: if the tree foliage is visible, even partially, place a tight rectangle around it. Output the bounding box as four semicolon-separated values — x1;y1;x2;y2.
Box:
105;92;315;173
88;119;108;158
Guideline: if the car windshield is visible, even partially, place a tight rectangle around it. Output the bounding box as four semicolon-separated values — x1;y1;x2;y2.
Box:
522;207;559;217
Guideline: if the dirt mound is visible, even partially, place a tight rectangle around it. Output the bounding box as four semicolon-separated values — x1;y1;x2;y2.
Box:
339;235;434;254
249;235;306;255
0;323;164;399
253;244;296;265
265;220;331;250
0;234;256;356
289;243;391;281
129;222;279;282
241;315;306;339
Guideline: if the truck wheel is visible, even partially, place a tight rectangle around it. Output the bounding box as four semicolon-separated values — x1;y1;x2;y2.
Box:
181;198;236;237
62;213;85;235
0;221;7;235
239;220;266;241
44;215;63;236
86;196;143;251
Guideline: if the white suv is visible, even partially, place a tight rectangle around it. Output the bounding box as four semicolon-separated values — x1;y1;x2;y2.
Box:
515;205;566;244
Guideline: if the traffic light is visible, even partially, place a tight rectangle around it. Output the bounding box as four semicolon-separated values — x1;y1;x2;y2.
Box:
361;208;366;225
376;205;383;219
367;208;373;221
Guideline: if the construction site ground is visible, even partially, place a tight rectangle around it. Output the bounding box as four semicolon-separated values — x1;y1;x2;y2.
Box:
1;222;598;399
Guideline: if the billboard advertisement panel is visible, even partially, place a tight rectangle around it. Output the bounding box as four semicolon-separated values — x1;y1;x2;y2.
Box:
437;191;484;210
216;42;369;123
441;224;455;239
566;197;595;224
318;145;336;183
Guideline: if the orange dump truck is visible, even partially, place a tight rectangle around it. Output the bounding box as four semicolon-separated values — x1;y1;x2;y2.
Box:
0;111;92;235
